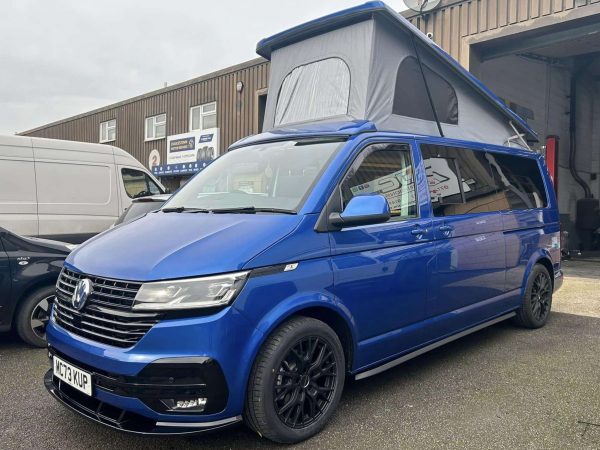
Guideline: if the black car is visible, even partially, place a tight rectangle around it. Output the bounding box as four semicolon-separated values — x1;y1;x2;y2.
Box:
0;227;74;347
113;194;170;226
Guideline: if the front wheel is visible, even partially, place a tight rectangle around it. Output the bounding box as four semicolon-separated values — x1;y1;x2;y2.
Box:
244;316;345;444
514;264;553;329
15;285;55;347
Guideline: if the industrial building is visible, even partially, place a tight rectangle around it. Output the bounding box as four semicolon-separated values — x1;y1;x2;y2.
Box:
20;0;600;249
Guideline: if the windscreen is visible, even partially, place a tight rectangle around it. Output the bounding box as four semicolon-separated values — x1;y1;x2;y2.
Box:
165;139;345;212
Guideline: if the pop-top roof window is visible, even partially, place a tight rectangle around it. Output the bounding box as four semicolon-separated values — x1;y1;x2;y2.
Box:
393;56;458;125
274;57;350;127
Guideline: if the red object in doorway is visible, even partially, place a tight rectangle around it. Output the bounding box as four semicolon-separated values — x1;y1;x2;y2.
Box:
545;135;559;196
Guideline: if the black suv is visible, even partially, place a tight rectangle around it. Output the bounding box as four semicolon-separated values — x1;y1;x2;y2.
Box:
0;227;74;347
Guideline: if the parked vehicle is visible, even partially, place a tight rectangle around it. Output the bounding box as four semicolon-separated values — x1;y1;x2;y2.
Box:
0;135;165;244
0;227;74;347
44;3;563;444
113;194;170;226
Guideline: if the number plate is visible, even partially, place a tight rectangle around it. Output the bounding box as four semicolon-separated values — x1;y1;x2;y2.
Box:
53;356;93;396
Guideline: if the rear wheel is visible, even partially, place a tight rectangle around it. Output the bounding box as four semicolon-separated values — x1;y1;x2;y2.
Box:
15;286;55;347
244;316;345;443
514;264;553;329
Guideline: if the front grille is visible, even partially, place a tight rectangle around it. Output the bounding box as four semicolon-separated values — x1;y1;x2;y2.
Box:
54;268;161;348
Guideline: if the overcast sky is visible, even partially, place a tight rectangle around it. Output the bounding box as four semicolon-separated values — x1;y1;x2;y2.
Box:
0;0;407;135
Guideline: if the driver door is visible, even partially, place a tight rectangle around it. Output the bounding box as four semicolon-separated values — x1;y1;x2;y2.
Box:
328;141;435;368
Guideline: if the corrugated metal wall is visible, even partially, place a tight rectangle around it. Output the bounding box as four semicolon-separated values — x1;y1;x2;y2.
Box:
407;0;599;63
22;59;269;169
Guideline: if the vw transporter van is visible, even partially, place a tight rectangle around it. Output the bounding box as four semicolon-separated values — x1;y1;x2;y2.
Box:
45;3;563;444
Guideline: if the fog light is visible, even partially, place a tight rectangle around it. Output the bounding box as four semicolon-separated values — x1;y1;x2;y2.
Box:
161;397;207;412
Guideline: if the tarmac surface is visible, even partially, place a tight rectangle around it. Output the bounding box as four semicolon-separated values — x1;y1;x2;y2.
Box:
0;259;598;449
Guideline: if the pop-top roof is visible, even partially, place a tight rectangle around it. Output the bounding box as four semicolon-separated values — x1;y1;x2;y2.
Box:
257;1;537;143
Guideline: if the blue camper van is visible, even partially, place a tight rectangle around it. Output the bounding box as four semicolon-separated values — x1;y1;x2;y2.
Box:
45;2;562;444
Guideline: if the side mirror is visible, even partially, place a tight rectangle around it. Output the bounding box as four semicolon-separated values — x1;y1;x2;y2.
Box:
329;194;391;228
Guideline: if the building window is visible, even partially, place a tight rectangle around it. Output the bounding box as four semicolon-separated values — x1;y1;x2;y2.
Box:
100;119;116;143
190;102;217;131
145;114;166;141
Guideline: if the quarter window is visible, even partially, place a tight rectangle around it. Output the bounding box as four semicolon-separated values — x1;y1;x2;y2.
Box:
487;152;547;209
341;143;417;219
145;114;166;141
190;102;217;131
121;168;162;199
100;119;116;143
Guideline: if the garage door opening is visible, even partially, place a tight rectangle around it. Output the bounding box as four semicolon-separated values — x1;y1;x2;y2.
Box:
472;18;600;253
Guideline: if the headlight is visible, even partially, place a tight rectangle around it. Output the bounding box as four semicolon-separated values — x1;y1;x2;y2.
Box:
132;271;249;311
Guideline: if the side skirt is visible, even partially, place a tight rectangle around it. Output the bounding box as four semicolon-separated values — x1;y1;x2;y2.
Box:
354;312;516;380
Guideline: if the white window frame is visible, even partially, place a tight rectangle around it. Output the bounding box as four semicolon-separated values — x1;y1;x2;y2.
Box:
189;102;217;131
145;114;167;141
99;119;116;143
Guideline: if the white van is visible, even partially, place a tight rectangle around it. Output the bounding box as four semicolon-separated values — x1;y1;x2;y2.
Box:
0;135;165;243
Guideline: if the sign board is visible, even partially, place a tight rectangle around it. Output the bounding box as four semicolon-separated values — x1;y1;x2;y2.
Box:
148;149;161;169
166;128;219;165
152;161;212;177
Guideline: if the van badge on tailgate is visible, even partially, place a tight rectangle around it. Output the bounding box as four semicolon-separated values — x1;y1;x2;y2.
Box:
72;279;93;311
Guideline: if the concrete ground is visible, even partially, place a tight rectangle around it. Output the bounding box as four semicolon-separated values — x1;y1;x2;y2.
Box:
0;261;598;449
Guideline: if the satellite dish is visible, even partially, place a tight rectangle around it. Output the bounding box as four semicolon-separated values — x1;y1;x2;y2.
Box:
403;0;441;13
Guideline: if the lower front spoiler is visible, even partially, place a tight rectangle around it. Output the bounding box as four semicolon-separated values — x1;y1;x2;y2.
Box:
44;370;242;436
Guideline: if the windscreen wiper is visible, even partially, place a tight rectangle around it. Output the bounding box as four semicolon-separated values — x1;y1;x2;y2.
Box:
161;207;211;213
210;206;297;215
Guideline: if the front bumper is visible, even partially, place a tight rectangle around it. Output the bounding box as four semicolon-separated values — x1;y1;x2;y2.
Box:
44;368;241;435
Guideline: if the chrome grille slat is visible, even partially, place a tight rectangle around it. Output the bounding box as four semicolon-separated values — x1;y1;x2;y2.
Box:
53;268;161;348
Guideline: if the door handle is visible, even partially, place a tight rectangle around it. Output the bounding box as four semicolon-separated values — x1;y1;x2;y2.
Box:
439;225;453;233
411;226;428;237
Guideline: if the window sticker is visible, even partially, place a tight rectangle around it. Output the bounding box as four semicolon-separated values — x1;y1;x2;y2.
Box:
425;157;470;203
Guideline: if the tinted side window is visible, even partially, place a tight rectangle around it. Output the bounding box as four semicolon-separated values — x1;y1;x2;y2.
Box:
341;143;417;219
393;56;458;125
421;144;501;216
122;168;162;199
487;152;547;209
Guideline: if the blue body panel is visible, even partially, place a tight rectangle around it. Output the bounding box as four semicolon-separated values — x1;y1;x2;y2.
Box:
47;122;560;429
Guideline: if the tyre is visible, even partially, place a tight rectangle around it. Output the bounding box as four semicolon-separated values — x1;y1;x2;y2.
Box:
513;264;553;329
244;316;345;443
15;285;55;347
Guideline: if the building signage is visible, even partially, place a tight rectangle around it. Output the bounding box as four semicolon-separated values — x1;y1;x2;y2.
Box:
166;128;219;165
151;161;212;177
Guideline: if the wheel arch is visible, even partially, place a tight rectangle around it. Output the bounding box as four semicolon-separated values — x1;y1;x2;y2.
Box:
522;250;554;294
12;277;57;326
238;296;358;404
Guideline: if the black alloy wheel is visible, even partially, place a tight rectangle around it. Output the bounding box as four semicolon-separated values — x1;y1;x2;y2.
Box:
530;272;551;322
244;316;345;444
514;264;553;329
273;336;338;428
